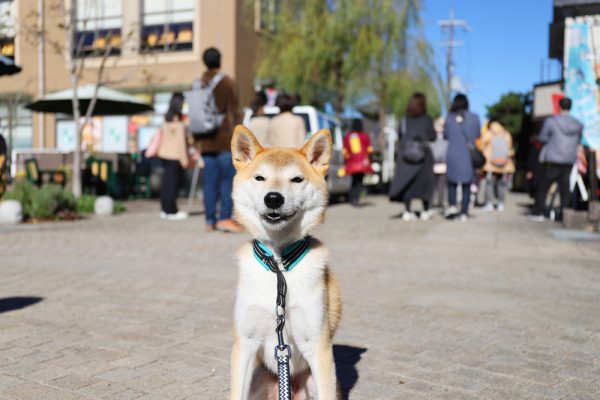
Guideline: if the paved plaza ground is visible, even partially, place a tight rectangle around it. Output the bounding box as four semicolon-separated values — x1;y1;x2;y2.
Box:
1;193;599;399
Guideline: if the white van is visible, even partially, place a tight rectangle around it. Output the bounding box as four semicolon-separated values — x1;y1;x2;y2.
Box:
242;106;352;197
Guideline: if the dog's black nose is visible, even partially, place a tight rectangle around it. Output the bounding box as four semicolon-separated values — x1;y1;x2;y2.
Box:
264;192;285;209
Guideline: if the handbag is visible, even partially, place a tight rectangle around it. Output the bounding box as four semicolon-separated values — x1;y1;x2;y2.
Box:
458;114;485;169
399;118;426;164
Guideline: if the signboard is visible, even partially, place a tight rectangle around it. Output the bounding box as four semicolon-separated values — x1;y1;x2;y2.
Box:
102;116;128;152
533;82;563;118
56;120;76;152
564;17;600;149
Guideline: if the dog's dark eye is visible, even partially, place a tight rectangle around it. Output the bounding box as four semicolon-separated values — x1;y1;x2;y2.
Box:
291;176;304;183
254;175;265;182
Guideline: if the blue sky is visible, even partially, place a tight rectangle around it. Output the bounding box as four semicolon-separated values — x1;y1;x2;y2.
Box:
423;0;560;118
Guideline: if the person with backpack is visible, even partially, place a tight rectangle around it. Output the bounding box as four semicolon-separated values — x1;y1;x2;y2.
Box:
481;118;515;212
191;47;243;233
389;93;436;221
443;94;481;222
529;97;583;222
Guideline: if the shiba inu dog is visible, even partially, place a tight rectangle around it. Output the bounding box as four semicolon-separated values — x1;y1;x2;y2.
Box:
230;125;342;400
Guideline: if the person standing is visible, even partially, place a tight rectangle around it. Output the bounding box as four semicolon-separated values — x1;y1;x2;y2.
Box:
157;93;190;220
343;119;373;206
481;119;515;212
195;47;243;232
266;93;306;148
389;93;436;221
0;132;6;199
529;97;583;222
247;91;270;146
431;117;448;208
443;94;481;221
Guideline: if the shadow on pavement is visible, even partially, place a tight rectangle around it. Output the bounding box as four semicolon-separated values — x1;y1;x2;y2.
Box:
334;344;367;399
0;297;43;314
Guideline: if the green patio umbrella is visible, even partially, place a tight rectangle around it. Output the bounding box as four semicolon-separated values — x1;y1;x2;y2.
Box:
26;84;153;116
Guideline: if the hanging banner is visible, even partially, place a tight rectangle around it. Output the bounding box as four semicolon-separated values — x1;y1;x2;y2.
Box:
102;116;128;152
564;17;600;149
56;120;76;152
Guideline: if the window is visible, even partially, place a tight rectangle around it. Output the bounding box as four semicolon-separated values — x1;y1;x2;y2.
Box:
254;0;280;32
0;0;16;59
0;101;33;150
141;0;194;53
74;0;122;57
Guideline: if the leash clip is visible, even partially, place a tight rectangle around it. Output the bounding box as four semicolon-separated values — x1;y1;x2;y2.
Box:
275;344;292;361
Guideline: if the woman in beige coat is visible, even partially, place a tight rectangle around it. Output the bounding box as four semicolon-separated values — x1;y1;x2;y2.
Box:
481;119;515;211
266;93;306;148
157;93;191;220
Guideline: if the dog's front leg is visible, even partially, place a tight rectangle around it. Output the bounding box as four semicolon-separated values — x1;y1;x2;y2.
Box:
300;334;338;400
230;334;258;400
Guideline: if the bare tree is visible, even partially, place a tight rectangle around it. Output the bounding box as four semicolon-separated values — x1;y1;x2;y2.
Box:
21;0;134;197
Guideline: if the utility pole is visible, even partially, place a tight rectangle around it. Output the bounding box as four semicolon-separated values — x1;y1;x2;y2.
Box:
438;7;471;102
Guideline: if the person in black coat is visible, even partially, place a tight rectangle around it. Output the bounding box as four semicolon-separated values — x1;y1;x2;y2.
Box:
0;133;7;198
389;93;436;221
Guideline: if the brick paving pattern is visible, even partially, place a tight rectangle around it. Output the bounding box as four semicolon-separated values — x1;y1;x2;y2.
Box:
1;194;599;399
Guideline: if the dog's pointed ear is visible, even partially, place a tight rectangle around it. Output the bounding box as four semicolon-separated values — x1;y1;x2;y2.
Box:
232;125;263;171
301;129;332;176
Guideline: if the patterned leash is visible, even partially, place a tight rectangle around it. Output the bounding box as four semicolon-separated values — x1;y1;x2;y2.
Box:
253;238;310;400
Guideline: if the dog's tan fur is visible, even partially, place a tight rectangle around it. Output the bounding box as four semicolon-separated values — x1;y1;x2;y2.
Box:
230;125;342;399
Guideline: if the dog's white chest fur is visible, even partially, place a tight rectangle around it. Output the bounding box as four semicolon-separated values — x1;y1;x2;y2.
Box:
235;241;328;375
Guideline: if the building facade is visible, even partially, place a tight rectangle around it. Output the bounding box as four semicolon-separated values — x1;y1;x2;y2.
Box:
0;0;265;154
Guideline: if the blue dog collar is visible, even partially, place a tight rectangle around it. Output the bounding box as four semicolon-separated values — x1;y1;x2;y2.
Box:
253;237;311;272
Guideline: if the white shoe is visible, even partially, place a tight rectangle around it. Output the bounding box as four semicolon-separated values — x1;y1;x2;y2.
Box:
528;214;544;222
483;203;494;212
160;211;168;219
420;210;433;221
459;214;468;222
402;212;416;222
444;206;458;218
497;203;504;212
165;211;189;221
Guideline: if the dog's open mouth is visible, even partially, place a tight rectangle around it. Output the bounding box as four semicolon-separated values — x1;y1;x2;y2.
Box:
262;211;295;224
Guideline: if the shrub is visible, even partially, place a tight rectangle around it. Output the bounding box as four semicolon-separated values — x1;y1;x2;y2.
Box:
76;194;97;214
114;201;127;214
4;181;38;217
5;182;77;219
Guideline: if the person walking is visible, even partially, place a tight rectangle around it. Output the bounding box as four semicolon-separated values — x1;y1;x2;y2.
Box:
343;119;373;206
431;117;448;208
389;93;436;221
195;47;243;232
481;118;515;212
247;91;270;146
266;93;306;148
443;94;481;221
529;97;583;222
157;93;190;220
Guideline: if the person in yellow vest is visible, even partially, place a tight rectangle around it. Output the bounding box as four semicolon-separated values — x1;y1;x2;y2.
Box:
343;119;373;206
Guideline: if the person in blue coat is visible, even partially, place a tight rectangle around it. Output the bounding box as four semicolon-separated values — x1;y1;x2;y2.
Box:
443;94;481;221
